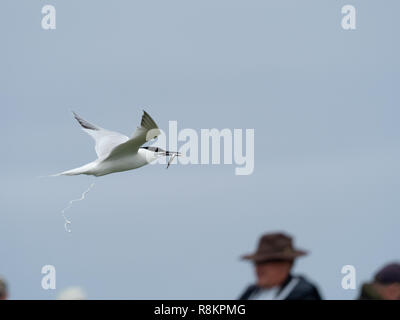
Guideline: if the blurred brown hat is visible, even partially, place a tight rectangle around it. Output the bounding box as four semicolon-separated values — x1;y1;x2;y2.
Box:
241;232;308;263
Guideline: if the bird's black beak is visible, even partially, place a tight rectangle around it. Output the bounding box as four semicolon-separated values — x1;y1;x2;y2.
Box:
164;151;181;157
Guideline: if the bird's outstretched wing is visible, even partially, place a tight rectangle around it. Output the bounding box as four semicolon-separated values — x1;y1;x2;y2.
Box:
103;110;161;161
72;112;129;159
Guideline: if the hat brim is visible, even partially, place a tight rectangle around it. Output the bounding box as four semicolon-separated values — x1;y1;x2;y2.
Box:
241;249;308;263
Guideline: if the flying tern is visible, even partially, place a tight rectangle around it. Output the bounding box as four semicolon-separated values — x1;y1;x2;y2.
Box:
55;111;180;177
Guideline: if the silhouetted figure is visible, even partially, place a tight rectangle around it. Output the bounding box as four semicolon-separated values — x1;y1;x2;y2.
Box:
0;277;8;300
359;263;400;300
239;232;322;300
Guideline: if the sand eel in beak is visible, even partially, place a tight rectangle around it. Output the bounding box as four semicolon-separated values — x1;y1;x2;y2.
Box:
140;146;181;169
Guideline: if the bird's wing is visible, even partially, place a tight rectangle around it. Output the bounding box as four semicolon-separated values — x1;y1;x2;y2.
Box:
103;110;161;161
72;112;129;159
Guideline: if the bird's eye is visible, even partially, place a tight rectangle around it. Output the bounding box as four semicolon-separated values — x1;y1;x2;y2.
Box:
155;148;159;152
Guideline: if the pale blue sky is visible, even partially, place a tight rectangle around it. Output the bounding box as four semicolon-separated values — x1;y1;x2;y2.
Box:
0;0;399;299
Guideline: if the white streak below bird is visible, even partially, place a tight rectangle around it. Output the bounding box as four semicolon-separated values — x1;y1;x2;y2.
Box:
54;111;180;177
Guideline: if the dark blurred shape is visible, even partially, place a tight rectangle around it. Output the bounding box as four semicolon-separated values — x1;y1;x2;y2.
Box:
0;277;8;300
238;232;322;300
375;263;400;284
359;262;400;300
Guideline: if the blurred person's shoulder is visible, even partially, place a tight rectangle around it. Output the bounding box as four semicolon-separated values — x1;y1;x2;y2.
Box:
358;283;382;300
238;284;259;300
285;274;322;300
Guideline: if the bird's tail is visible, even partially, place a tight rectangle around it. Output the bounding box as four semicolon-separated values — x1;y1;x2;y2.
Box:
51;162;95;177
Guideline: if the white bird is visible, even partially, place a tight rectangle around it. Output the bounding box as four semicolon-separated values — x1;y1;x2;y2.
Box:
55;110;180;177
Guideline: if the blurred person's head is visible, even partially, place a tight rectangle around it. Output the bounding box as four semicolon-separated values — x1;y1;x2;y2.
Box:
372;263;400;300
254;259;294;288
57;286;87;300
241;232;307;288
0;277;8;300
